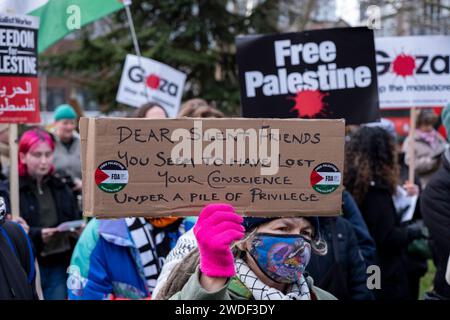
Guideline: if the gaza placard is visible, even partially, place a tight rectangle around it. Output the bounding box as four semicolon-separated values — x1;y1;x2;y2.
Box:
375;35;450;109
116;54;186;118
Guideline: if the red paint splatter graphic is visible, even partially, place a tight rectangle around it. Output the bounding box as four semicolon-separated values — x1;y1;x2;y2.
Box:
146;74;160;89
289;90;328;118
392;54;415;77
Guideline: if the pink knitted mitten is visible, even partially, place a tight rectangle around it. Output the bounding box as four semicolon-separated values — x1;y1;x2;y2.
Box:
194;203;245;277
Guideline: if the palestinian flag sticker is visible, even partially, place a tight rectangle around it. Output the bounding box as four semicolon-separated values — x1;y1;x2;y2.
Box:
310;162;341;194
95;160;129;193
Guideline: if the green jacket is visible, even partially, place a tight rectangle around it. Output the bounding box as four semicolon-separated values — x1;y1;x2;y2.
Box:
170;268;337;300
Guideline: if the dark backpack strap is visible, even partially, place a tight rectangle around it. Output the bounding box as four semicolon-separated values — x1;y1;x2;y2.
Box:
0;222;35;284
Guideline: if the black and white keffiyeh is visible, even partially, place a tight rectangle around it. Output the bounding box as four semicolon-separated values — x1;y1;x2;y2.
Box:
125;217;171;293
164;229;197;264
234;258;311;300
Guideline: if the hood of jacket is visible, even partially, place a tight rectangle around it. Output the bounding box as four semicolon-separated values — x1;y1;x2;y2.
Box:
98;219;134;248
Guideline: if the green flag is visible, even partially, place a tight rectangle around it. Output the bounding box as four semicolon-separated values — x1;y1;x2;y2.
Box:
25;0;126;53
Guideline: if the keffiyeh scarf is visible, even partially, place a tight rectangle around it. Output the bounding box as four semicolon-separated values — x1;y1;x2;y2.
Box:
126;217;174;293
234;258;311;300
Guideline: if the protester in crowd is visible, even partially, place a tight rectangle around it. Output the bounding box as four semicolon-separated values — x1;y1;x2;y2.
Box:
68;214;195;299
306;216;374;300
0;173;31;235
0;124;10;177
5;212;44;300
158;154;373;301
365;117;423;195
341;191;376;267
156;204;335;300
68;102;194;299
178;98;225;118
402;109;447;188
344;126;427;300
366;119;430;299
18;128;82;300
1;160;30;235
52;104;83;192
131;102;169;118
421;104;450;300
0;197;39;300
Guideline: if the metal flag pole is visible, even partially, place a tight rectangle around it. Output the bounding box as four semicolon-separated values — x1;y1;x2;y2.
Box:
124;2;141;57
123;1;150;102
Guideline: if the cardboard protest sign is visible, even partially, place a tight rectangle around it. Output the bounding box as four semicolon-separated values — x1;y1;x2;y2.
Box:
236;27;380;125
0;13;40;123
116;54;186;118
80;117;345;218
375;36;450;109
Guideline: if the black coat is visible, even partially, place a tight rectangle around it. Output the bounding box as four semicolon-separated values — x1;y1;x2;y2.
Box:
19;175;81;267
307;217;374;300
0;221;38;300
360;181;413;300
421;151;450;298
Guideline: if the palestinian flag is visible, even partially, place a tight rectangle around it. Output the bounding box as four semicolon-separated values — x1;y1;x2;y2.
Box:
95;160;128;193
310;162;341;194
0;0;128;53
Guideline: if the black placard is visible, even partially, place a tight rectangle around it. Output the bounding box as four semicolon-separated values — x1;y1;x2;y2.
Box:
236;27;380;125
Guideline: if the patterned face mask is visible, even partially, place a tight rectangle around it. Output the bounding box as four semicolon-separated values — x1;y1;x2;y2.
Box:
248;233;312;284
